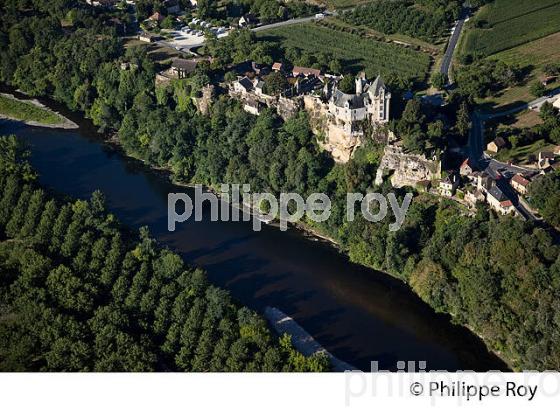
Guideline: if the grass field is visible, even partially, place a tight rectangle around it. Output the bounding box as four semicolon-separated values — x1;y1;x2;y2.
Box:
494;139;554;165
461;0;560;57
0;95;63;125
475;32;560;110
495;32;560;73
257;23;432;82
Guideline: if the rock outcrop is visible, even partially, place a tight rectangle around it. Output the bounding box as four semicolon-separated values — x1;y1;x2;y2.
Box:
375;144;441;187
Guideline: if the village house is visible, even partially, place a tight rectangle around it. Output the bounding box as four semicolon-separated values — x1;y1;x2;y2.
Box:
464;187;486;207
510;174;531;195
538;151;556;170
476;171;494;192
487;136;507;153
272;62;284;73
251;62;269;76
239;14;258;27
155;58;201;86
293;66;322;79
554;97;560;110
170;59;198;79
486;186;515;215
138;32;155;43
459;158;474;176
439;173;460;197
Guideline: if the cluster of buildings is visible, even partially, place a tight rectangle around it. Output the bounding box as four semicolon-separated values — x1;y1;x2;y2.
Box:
228;61;391;162
435;159;517;215
437;146;560;217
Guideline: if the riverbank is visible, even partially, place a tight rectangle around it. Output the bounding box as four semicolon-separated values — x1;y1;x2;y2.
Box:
3;90;511;372
106;126;512;371
265;307;356;372
0;93;78;129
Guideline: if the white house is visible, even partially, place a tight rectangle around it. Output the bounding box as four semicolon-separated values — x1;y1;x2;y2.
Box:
439;173;460;197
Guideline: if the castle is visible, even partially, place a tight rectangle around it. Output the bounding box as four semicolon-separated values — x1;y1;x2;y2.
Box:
227;63;392;162
304;73;391;162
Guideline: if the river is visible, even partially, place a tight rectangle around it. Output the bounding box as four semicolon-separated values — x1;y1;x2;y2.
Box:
0;115;509;372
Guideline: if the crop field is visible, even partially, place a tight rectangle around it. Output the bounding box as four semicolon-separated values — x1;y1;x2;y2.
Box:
495;32;560;72
461;0;560;57
257;23;431;82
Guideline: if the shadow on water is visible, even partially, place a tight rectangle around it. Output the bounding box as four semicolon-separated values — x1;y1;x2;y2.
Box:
0;108;510;372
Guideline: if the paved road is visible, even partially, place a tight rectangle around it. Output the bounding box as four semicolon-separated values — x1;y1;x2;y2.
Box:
466;93;560;221
251;15;320;32
440;8;469;81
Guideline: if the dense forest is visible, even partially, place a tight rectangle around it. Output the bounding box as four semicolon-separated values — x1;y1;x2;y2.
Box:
0;135;329;371
341;0;462;43
1;0;560;371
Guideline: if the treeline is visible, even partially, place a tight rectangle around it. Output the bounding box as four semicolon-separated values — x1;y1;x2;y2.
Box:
341;0;462;43
0;135;329;371
453;59;522;100
2;0;560;371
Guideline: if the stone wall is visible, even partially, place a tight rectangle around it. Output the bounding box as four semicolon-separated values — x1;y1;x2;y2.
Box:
375;144;441;187
192;84;215;115
228;87;302;120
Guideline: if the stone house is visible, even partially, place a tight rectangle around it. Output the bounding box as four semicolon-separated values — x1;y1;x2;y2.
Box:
239;14;258;27
486;186;515;215
459;158;474;176
439;173;460;197
510;174;530;195
487;137;507;153
465;187;485;207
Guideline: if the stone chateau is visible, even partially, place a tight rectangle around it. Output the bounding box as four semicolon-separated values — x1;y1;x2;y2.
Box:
227;62;392;162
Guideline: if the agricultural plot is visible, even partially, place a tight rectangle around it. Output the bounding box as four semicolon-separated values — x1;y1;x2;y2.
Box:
461;0;560;57
257;23;431;82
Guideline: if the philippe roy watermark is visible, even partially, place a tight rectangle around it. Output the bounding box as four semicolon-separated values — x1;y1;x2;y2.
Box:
345;361;560;406
168;184;413;232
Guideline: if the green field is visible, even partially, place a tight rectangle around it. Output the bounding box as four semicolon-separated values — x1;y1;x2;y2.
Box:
461;0;560;57
475;32;560;110
0;95;63;125
257;23;431;82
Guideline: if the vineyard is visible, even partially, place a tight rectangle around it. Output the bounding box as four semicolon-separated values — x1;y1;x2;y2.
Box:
461;0;560;57
340;0;461;44
257;23;431;82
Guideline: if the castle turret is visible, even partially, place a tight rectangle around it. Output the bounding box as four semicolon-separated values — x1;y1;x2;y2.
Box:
355;72;367;95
